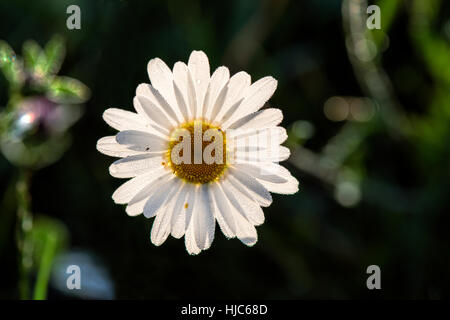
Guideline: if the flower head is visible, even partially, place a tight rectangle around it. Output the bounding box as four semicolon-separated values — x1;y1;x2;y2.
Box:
97;50;299;254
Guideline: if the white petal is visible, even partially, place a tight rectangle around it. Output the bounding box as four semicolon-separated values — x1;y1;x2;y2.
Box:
132;93;165;137
150;181;183;245
109;153;165;178
143;176;179;218
116;129;167;152
193;185;215;250
232;163;287;184
234;145;290;163
184;186;200;255
239;162;298;194
234;161;291;177
188;50;210;118
125;172;171;216
134;96;174;130
102;108;147;132
257;173;299;194
223;76;277;127
221;179;265;226
234;210;258;246
186;69;198;120
136;83;182;124
170;183;191;239
147;58;177;109
150;207;172;246
210;183;237;238
214;181;258;245
97;136;144;158
112;168;166;204
185;221;201;255
172;62;191;121
203;66;229;120
229;127;288;145
214;71;251;123
225;108;283;131
276;146;291;161
227;168;272;207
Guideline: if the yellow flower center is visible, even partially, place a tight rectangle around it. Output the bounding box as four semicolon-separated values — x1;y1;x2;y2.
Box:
167;120;227;184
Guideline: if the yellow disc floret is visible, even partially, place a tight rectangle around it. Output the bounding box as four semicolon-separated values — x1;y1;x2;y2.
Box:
167;120;227;184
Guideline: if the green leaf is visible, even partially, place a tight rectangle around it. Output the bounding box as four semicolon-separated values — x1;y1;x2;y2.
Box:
22;39;42;75
22;37;65;79
371;0;402;46
47;76;90;104
43;35;66;76
0;40;24;87
410;0;450;86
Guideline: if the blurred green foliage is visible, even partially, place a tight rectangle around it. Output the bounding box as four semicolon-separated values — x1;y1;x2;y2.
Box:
0;0;450;299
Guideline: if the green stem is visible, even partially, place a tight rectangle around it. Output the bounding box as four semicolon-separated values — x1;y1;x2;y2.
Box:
15;169;33;300
33;232;58;300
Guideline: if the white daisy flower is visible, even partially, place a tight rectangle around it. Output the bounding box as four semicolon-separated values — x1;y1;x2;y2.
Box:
97;50;299;255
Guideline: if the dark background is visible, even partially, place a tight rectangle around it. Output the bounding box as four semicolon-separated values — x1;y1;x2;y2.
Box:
1;0;450;299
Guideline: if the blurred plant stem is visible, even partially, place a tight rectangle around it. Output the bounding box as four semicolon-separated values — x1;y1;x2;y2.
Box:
290;0;411;187
342;0;411;137
14;170;63;300
289;0;413;201
15;169;33;299
223;0;289;67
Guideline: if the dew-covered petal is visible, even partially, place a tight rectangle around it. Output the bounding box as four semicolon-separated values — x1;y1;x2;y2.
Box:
109;153;165;178
150;181;183;245
150;206;172;246
116;129;167;152
112;168;166;204
185;221;201;255
186;69;198;121
219;180;258;245
184;186;201;255
147;58;177;110
232;161;298;194
193;185;215;250
232;163;287;184
172;62;191;121
134;96;174;130
136;83;182;124
228;126;287;143
96;136;145;158
170;183;191;239
174;184;196;238
257;173;299;194
218;179;258;246
203;66;229;120
102;108;148;132
227;168;272;207
210;183;237;238
188;50;210;118
234;210;258;246
143;176;179;218
214;71;251;123
125;172;172;216
221;179;265;226
234;145;290;163
223;76;277;127
225;108;283;131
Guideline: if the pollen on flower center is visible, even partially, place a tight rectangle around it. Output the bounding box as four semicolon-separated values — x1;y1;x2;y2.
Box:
167;120;227;184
